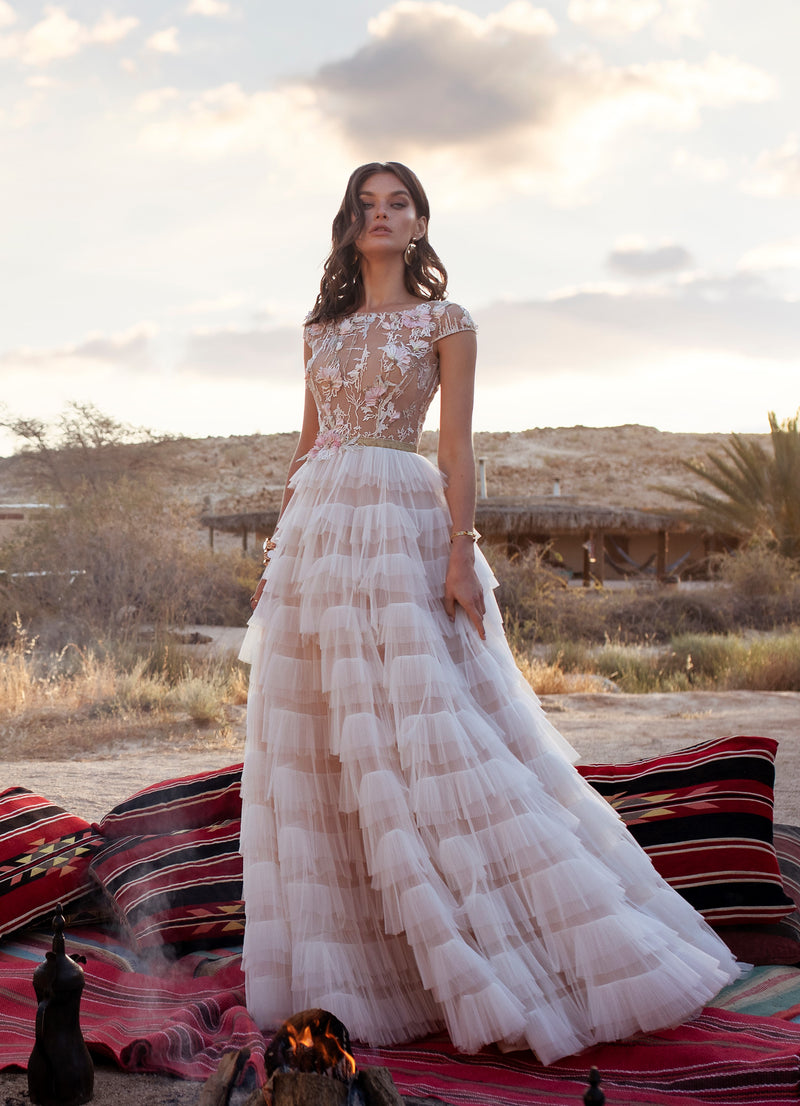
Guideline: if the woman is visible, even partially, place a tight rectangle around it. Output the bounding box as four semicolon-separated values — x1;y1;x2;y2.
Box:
239;161;740;1065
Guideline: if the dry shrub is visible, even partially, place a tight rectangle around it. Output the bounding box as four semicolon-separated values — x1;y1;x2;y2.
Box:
489;542;800;648
674;631;800;691
716;542;797;596
0;615;39;711
0;633;251;757
513;651;607;695
489;544;609;645
712;543;800;630
592;644;692;693
0;476;259;647
605;588;730;643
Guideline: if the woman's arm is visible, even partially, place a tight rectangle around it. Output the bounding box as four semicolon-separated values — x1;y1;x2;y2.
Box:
437;328;485;640
279;358;320;520
251;343;319;610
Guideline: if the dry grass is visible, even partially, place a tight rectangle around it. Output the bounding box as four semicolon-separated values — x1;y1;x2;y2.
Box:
512;651;609;694
0;627;249;760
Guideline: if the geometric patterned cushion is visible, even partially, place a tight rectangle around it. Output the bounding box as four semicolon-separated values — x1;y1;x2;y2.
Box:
0;787;103;937
576;736;795;926
97;763;242;838
89;819;243;951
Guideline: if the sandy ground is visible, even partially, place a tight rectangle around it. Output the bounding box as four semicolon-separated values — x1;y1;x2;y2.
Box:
2;689;799;1104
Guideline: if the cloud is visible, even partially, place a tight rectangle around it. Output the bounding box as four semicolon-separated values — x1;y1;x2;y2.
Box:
186;0;231;15
179;325;301;379
135;80;348;176
567;0;704;41
655;0;704;42
672;147;728;183
170;292;249;315
88;12;139;45
0;6;138;65
134;86;180;114
305;1;774;193
130;1;773;201
146;26;180;54
744;134;800;198
567;0;661;37
0;324;157;372
608;241;694;276
475;272;799;383
0;1;15;29
738;235;800;274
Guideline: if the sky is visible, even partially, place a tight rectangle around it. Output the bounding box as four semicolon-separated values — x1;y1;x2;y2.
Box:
1;0;798;456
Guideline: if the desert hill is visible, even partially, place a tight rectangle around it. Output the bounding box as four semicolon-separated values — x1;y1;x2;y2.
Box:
0;425;765;517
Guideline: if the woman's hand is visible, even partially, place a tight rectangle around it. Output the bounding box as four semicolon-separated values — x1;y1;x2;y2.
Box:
444;541;486;639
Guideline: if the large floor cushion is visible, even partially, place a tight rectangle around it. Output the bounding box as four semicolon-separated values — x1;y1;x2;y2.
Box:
0;787;103;937
577;736;795;926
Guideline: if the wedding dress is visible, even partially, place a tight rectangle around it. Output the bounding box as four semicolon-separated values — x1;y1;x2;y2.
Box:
238;300;739;1065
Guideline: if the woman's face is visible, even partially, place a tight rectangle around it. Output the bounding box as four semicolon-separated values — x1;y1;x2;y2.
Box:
353;172;427;258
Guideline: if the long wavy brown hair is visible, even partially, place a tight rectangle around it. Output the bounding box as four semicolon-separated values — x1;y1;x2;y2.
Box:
307;162;448;324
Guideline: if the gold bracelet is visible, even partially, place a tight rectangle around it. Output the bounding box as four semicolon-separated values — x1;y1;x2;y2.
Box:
450;528;480;543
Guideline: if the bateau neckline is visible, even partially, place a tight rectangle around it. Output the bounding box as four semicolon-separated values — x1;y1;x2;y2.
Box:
347;301;446;319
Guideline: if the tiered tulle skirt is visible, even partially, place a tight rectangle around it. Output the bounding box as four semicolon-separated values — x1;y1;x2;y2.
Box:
239;444;740;1065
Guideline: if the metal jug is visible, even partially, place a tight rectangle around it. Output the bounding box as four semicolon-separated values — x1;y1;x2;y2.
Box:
28;904;94;1106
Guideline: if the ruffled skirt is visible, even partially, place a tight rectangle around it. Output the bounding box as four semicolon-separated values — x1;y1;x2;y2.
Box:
239;444;740;1065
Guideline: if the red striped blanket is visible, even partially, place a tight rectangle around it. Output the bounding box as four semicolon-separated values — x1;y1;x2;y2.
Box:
3;930;800;1105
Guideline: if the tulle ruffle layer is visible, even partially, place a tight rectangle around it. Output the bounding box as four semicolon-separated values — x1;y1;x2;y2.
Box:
239;445;740;1064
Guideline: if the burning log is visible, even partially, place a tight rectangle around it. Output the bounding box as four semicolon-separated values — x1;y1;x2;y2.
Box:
196;1047;250;1106
270;1070;350;1105
265;1008;356;1085
258;1009;411;1106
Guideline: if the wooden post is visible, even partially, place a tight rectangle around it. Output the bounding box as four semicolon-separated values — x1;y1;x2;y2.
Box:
595;528;605;586
657;529;668;582
208;526;215;550
241;527;248;553
477;457;488;499
582;533;592;588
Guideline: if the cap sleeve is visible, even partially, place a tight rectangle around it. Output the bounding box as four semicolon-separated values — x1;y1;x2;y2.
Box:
433;301;477;342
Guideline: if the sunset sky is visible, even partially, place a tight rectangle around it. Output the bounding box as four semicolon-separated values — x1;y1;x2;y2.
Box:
1;0;798;454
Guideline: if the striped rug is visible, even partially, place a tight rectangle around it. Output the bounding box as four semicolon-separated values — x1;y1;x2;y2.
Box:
3;930;800;1105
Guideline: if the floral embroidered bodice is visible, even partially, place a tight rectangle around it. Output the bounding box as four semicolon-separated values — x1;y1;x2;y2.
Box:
303;301;476;454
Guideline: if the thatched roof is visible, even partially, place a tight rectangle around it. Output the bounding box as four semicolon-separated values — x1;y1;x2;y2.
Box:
474;497;694;535
200;497;698;538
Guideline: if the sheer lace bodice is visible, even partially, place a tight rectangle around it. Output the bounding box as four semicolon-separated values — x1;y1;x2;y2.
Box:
304;301;476;454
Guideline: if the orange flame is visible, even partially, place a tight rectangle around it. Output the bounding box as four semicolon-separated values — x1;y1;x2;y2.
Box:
286;1015;356;1077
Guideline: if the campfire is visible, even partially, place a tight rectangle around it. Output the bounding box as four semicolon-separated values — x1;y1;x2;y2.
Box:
196;1009;607;1105
262;1008;365;1104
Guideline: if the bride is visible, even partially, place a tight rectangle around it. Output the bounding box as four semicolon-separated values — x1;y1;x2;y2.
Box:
239;160;740;1065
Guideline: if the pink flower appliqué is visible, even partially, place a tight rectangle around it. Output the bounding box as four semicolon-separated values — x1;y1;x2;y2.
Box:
362;380;388;413
308;428;343;458
380;342;412;370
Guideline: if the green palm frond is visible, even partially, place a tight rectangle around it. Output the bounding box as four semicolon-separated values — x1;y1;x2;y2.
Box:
658;410;800;558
